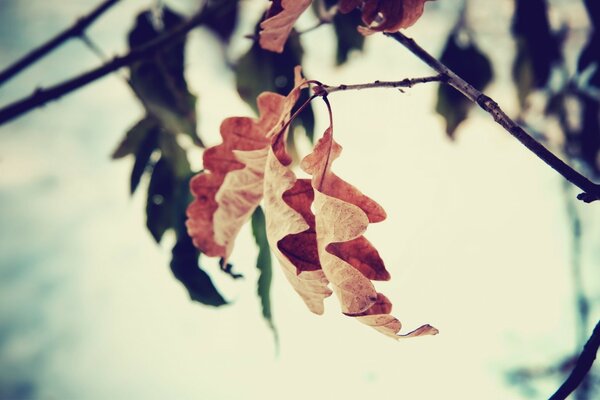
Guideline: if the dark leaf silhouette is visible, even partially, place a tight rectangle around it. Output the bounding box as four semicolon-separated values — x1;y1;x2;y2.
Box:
236;26;314;142
146;158;177;243
435;30;493;137
511;0;560;107
578;0;600;88
128;6;201;146
251;206;277;335
129;124;159;194
322;0;365;65
202;0;239;43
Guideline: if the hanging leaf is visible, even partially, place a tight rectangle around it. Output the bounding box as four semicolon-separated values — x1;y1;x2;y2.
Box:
186;93;285;261
330;4;365;65
146;158;177;243
435;30;493;138
301;126;438;338
236;28;315;143
259;0;312;53
202;0;239;43
112;116;158;159
511;0;560;107
171;230;228;306
578;0;600;88
251;207;277;334
128;6;202;146
338;0;434;34
263;132;332;314
129;124;160;194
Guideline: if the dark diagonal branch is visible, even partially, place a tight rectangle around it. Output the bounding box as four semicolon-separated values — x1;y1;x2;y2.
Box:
385;31;600;204
0;0;122;86
549;320;600;400
0;10;205;126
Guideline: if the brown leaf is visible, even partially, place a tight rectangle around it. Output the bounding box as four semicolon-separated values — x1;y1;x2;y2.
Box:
338;0;433;34
353;293;439;339
186;92;285;260
186;67;308;263
302;127;437;338
264;137;332;314
301;127;386;314
259;0;313;53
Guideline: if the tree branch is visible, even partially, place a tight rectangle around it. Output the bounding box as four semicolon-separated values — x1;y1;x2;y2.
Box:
385;31;600;204
549;320;600;400
0;10;205;126
313;75;444;95
0;0;122;86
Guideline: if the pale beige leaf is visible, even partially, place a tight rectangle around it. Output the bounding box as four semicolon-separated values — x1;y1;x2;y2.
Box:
264;141;332;314
259;0;313;53
353;293;439;339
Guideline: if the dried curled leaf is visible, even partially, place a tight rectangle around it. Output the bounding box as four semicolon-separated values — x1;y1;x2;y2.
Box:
339;0;433;34
264;138;332;314
301;127;386;314
302;127;437;338
259;0;312;53
186;93;285;260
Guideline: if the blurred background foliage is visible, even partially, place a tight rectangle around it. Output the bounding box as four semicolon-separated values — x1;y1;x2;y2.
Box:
0;0;599;398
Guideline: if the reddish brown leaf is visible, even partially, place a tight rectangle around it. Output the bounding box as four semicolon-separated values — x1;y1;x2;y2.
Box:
186;92;285;260
259;0;312;53
338;0;433;34
302;127;437;338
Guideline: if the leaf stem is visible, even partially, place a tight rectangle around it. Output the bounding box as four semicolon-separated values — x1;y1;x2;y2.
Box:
384;31;600;203
0;7;206;126
0;0;122;86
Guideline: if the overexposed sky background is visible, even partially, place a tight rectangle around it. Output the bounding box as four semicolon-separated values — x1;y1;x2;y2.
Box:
0;0;598;399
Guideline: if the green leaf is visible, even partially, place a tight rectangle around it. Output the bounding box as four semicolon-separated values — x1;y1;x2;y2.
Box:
251;206;277;338
435;31;493;138
146;157;177;242
128;6;202;146
158;132;191;179
202;0;239;43
112;116;158;159
511;0;560;107
321;0;364;65
130;123;159;194
236;27;314;142
171;234;228;306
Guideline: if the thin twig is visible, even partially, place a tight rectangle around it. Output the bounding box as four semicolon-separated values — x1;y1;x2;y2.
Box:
385;31;600;203
0;10;206;126
314;75;444;95
0;0;122;86
549;320;600;400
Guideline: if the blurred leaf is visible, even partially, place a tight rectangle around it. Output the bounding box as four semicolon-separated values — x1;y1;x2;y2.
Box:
511;0;560;107
580;96;600;174
146;158;177;242
128;6;202;146
321;0;365;64
236;27;314;142
158;133;191;179
435;31;493;138
202;0;239;43
112;116;158;159
130;123;159;194
578;0;600;88
251;206;276;336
